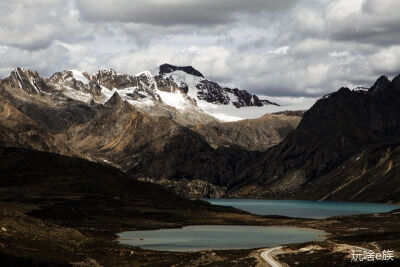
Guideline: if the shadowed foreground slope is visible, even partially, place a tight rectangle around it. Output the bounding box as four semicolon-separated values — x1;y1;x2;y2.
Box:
0;146;283;266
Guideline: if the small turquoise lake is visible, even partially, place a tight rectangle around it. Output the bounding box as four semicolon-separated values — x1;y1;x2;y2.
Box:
205;199;400;219
118;225;326;252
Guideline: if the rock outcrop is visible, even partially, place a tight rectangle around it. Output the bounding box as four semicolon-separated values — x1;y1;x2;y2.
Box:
138;178;227;198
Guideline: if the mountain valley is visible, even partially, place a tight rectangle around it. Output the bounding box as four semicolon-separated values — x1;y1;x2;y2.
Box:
1;65;400;202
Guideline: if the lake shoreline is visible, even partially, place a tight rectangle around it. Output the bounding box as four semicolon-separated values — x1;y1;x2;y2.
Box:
204;198;400;219
117;225;328;252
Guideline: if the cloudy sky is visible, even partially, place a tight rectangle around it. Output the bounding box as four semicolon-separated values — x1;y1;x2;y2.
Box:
0;0;399;98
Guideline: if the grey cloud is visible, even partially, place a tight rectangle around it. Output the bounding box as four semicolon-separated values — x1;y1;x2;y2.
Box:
118;23;232;47
1;0;399;99
287;0;400;47
238;37;270;51
0;1;98;51
0;43;71;78
77;0;297;26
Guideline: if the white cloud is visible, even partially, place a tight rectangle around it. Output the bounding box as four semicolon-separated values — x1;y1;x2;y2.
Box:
268;46;290;55
368;45;400;75
326;0;363;19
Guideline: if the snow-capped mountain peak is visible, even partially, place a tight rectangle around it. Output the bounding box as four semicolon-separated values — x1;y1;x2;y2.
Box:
3;67;51;95
158;65;278;107
70;70;90;84
1;64;282;123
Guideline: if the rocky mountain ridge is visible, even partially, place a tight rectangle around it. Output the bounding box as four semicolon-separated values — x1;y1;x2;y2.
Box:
193;111;303;151
2;64;286;131
229;73;400;202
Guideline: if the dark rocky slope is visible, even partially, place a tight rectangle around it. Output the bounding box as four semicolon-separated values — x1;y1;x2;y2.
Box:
0;146;273;266
0;147;244;232
231;75;400;202
0;87;73;155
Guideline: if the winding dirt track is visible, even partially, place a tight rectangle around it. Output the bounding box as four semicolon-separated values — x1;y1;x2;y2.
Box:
260;244;371;266
260;246;283;267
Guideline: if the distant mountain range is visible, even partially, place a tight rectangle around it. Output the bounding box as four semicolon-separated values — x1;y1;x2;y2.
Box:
1;64;399;202
2;64;279;126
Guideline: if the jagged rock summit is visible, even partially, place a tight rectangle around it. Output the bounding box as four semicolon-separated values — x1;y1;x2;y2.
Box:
105;91;124;107
2;67;52;95
159;63;204;78
368;75;390;95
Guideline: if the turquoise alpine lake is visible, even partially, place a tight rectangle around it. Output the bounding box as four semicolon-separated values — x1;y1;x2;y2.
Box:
205;199;400;219
118;225;327;252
